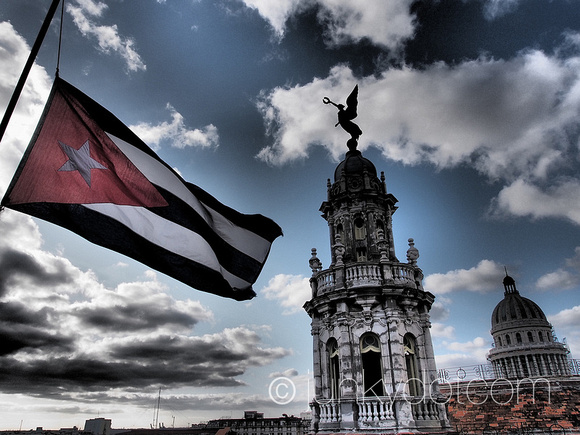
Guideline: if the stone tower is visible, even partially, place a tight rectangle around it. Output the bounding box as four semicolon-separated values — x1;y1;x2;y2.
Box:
488;274;570;379
303;148;450;433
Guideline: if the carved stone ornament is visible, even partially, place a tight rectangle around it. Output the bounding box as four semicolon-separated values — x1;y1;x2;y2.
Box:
406;238;419;265
309;248;323;275
348;176;362;191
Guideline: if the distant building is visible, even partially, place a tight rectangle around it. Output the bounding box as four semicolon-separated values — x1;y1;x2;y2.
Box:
84;419;111;435
205;411;306;435
488;273;570;378
0;427;87;435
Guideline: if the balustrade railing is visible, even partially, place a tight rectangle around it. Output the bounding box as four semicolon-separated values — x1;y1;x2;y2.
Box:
345;264;382;287
314;262;418;295
318;401;341;423
412;400;441;421
315;269;335;294
437;359;580;383
357;397;394;422
389;264;417;286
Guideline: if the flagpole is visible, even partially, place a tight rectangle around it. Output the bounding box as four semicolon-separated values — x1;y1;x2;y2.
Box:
0;0;62;144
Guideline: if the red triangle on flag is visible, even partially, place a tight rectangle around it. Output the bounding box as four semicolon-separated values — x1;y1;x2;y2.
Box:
7;84;168;208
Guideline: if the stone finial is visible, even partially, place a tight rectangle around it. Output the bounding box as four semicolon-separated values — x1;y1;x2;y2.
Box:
406;238;419;265
309;248;322;276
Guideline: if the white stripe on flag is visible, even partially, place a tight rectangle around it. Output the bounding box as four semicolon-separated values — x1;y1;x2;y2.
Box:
83;203;252;290
107;133;272;262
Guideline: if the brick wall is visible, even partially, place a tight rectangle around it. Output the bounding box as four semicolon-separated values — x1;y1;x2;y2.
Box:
439;376;580;433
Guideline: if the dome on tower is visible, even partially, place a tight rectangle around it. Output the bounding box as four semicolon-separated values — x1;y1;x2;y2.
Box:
491;275;549;333
334;150;377;182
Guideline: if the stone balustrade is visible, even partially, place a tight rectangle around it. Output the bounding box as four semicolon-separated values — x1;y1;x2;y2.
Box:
357;397;395;423
313;397;444;431
314;262;419;296
317;401;341;423
412;399;442;421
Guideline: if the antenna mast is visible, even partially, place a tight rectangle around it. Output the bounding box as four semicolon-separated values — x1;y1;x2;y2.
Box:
153;388;161;429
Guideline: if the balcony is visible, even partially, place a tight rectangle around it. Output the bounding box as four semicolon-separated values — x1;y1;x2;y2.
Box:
312;396;444;431
313;262;420;296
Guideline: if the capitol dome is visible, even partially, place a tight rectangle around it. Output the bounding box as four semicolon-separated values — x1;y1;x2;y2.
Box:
491;275;549;333
487;274;570;379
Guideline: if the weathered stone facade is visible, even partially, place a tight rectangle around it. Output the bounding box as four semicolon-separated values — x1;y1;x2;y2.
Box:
303;149;451;433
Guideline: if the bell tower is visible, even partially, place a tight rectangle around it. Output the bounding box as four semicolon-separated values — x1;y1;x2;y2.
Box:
304;87;450;433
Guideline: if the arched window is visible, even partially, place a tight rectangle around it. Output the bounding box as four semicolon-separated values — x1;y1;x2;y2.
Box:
516;333;522;344
497;336;503;347
527;332;534;343
404;334;422;396
327;339;340;399
354;217;366;240
356;247;367;262
539;331;544;342
360;333;384;397
506;334;511;345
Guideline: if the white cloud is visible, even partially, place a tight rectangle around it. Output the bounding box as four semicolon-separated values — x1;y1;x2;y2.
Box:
431;323;455;340
446;336;488;353
435;337;490;370
481;0;520;20
424;260;504;295
549;305;580;330
66;0;146;73
240;0;307;39
256;42;580;225
548;305;580;359
535;247;580;291
238;0;416;50
536;268;580;291
130;104;219;151
429;301;450;322
315;0;416;50
258;51;580;172
0;22;52;194
565;247;580;270
269;367;299;378
493;179;580;225
260;274;311;314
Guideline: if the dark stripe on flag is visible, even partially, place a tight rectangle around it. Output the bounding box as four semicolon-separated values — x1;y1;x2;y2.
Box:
150;185;264;284
186;182;283;243
8;202;256;301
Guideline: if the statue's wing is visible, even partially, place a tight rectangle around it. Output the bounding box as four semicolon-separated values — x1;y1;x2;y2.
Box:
344;85;359;120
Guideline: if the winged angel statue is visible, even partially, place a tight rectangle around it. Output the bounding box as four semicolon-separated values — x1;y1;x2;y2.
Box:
323;85;362;151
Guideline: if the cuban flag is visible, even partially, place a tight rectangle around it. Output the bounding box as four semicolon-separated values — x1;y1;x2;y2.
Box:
1;77;282;301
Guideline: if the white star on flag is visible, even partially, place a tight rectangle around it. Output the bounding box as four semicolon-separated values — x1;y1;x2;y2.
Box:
58;139;107;187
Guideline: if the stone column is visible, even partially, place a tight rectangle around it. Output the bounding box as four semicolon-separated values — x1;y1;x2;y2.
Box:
312;324;323;399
